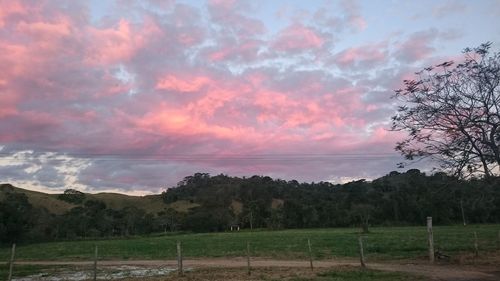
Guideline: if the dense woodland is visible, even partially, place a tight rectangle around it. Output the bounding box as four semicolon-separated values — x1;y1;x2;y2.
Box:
1;170;500;244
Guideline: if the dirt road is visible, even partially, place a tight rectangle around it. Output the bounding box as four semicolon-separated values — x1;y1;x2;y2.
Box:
6;258;499;281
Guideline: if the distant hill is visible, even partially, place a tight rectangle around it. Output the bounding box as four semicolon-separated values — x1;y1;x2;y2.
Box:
0;184;185;215
0;184;76;215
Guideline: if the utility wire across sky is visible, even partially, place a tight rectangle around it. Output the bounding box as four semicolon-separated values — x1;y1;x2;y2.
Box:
0;152;403;162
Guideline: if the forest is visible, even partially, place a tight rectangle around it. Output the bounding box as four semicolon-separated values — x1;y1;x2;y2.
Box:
1;169;500;244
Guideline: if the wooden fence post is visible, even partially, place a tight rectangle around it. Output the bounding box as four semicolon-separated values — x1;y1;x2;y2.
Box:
427;217;434;264
460;199;466;226
246;241;251;276
7;243;15;281
473;231;479;257
307;238;314;271
358;236;366;268
177;241;183;276
93;245;98;281
497;230;500;250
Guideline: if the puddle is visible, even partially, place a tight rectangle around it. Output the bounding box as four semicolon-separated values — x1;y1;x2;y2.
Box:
13;265;181;281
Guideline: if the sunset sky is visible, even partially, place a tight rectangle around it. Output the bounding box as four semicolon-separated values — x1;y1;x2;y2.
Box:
1;0;499;194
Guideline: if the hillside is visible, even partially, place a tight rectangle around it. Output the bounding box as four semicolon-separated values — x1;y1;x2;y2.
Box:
1;170;500;244
0;184;169;215
0;184;75;215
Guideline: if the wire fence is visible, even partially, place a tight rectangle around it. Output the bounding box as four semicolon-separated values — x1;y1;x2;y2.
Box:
3;220;500;281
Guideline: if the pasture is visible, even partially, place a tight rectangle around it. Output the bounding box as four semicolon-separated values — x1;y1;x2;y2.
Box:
1;224;499;261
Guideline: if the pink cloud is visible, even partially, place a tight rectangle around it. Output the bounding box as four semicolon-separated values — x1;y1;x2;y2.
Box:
156;75;212;93
0;93;19;118
0;43;29;77
0;111;61;142
208;0;265;37
86;19;161;65
272;23;324;52
0;1;26;28
333;43;388;70
1;0;444;191
133;104;263;146
205;39;262;62
186;88;239;117
340;0;367;31
393;29;459;63
313;0;367;33
203;1;266;63
86;19;136;64
209;0;236;9
169;4;207;46
16;18;72;40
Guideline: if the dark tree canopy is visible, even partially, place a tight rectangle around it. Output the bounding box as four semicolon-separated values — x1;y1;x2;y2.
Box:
2;172;500;243
392;42;500;178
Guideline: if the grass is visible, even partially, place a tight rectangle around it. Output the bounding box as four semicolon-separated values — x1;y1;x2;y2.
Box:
288;268;424;281
0;224;498;261
0;264;67;280
0;265;425;281
302;269;423;281
127;267;425;281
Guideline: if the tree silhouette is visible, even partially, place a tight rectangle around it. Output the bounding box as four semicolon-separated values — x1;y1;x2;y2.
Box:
392;42;500;178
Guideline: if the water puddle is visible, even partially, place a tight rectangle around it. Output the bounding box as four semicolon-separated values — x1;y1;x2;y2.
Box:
13;265;181;281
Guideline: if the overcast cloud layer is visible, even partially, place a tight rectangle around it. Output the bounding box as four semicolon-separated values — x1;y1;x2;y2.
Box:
1;0;499;194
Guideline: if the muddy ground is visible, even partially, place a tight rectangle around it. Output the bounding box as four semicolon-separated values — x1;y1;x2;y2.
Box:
8;254;500;281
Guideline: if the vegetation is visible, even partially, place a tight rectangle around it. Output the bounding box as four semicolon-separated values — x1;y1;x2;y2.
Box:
0;264;64;280
2;170;500;243
160;267;425;281
392;42;500;178
160;171;500;233
0;225;498;261
308;268;425;281
0;265;425;281
57;189;86;204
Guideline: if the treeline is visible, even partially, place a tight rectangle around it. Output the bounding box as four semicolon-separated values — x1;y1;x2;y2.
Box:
162;170;500;233
1;170;500;244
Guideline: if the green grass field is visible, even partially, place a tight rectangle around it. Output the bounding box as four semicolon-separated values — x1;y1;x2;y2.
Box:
1;225;499;261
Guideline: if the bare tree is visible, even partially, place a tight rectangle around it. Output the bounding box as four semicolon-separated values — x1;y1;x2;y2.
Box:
392;42;500;178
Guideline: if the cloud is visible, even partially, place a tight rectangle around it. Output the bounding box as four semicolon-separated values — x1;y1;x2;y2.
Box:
198;0;266;64
394;29;440;63
271;23;325;53
313;0;366;33
0;0;478;193
339;0;367;31
156;75;212;93
0;150;91;192
332;42;389;70
433;1;466;18
86;19;163;65
0;1;27;28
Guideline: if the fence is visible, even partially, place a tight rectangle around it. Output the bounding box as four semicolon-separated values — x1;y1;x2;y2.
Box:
4;218;500;280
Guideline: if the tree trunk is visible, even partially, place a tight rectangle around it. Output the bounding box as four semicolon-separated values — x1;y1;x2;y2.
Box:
361;222;369;234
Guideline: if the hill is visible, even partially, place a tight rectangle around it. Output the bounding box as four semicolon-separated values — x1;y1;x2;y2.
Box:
0;184;75;215
1;170;500;244
0;184;200;215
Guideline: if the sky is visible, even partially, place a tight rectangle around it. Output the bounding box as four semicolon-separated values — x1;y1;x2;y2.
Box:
1;0;499;194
